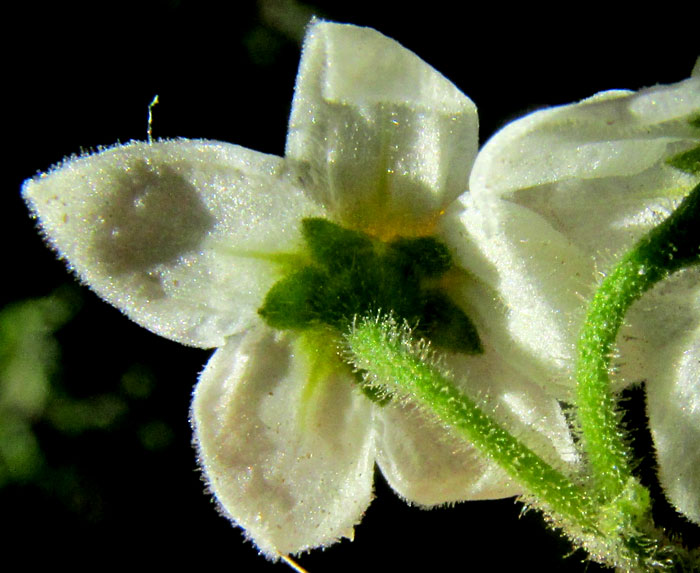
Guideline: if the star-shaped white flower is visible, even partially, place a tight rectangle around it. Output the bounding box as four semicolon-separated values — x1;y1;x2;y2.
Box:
22;22;579;556
463;70;700;524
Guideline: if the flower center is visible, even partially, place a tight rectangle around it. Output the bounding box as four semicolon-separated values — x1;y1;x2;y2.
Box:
258;218;482;355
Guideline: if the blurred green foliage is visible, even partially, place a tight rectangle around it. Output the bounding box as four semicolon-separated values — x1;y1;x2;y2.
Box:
0;287;80;485
0;287;172;486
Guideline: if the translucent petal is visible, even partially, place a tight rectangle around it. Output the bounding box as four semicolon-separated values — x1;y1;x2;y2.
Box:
470;78;700;202
629;268;700;524
446;196;590;397
466;78;700;392
375;402;518;505
648;328;700;524
286;21;478;238
375;338;580;506
23;140;324;348
192;326;375;557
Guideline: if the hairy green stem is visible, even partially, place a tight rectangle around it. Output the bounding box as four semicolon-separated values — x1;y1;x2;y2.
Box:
576;181;700;501
345;182;698;571
347;317;597;527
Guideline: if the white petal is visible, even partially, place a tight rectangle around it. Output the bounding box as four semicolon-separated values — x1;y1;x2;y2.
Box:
470;78;699;260
630;269;700;524
647;329;700;524
375;402;519;505
192;326;375;557
286;21;478;237
465;78;700;391
375;337;580;506
23;140;323;348
471;78;700;202
444;197;589;396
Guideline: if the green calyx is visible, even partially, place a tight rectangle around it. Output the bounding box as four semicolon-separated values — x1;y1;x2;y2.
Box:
667;144;700;175
665;115;700;175
258;218;482;355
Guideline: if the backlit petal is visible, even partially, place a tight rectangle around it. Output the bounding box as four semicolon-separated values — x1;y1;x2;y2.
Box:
192;326;375;557
23;140;323;348
630;269;700;524
286;21;478;237
466;78;700;392
648;328;700;524
375;401;518;505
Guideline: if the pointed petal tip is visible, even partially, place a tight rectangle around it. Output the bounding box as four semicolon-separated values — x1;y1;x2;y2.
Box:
23;139;324;349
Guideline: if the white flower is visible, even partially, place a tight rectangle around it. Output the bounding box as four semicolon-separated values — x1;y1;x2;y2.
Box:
22;21;580;556
462;71;700;523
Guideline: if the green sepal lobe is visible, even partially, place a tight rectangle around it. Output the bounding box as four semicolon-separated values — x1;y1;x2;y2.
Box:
667;144;700;175
258;218;483;355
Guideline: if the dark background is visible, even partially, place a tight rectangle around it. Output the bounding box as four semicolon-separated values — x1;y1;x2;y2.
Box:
4;1;698;570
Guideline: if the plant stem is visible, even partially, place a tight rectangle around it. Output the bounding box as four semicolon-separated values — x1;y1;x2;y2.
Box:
347;317;597;527
575;182;700;501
